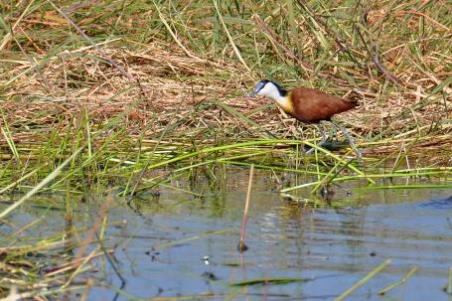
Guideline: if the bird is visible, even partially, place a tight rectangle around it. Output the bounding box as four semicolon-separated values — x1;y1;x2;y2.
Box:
249;79;361;157
250;79;357;122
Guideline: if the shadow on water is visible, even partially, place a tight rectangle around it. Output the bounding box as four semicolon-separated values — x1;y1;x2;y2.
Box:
1;167;451;300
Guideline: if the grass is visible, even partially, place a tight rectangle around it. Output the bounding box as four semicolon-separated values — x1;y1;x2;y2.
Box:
0;0;451;299
335;259;391;301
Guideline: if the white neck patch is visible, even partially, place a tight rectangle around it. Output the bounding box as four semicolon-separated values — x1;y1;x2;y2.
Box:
257;82;292;113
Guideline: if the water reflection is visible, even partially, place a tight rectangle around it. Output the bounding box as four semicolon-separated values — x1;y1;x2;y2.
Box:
1;167;451;301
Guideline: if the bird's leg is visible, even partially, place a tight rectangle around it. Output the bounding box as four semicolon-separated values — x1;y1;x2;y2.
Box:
330;122;338;142
331;120;362;159
318;121;329;142
305;123;329;155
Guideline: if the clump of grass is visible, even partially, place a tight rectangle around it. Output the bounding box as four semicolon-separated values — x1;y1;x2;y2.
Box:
0;211;105;298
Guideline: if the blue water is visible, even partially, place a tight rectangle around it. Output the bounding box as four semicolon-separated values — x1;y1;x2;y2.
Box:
1;169;451;300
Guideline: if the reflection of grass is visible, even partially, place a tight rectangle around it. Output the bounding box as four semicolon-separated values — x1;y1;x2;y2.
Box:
0;0;451;298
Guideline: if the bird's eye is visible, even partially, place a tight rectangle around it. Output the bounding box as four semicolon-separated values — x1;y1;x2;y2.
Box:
254;81;265;92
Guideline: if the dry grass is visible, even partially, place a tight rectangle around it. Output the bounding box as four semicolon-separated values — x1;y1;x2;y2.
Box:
1;41;450;160
0;1;449;203
1;2;450;132
0;1;451;196
1;44;449;128
1;3;450;142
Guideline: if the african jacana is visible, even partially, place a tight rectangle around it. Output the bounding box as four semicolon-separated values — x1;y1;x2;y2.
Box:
250;80;361;157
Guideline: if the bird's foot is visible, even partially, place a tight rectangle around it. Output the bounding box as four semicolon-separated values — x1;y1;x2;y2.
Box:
304;137;344;154
304;138;361;157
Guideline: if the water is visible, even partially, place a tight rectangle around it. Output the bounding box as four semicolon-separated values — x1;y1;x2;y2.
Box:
1;168;451;300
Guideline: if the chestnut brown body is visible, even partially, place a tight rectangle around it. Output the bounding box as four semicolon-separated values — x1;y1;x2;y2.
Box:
250;79;362;157
288;87;357;123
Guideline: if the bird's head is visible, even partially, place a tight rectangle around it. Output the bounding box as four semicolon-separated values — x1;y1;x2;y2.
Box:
249;80;287;100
